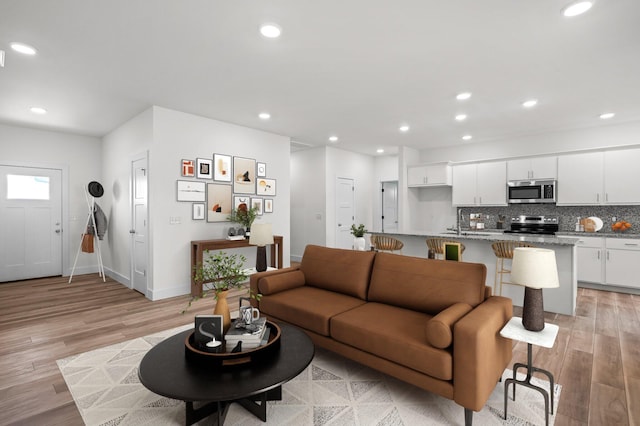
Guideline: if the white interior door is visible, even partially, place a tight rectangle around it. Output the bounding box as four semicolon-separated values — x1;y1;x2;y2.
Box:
381;181;398;233
0;165;62;281
335;177;355;249
131;156;148;295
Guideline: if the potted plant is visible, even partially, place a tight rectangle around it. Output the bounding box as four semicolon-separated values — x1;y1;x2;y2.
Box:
228;205;258;237
184;250;248;332
350;223;368;251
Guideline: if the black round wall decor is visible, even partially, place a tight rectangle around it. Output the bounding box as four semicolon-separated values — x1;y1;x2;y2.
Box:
88;181;104;198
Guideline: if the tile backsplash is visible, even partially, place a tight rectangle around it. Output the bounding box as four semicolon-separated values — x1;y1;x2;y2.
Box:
460;205;640;233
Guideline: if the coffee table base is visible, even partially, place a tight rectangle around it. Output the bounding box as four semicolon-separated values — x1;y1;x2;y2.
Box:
185;386;282;426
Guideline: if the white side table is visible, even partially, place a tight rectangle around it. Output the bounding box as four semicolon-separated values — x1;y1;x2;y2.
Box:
500;316;559;426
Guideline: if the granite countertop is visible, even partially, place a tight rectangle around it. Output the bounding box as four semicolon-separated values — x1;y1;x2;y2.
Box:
556;231;640;239
383;230;580;246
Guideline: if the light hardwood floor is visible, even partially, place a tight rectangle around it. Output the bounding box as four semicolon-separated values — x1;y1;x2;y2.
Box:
0;274;638;425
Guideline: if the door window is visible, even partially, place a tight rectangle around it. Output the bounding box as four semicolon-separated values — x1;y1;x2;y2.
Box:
6;174;50;200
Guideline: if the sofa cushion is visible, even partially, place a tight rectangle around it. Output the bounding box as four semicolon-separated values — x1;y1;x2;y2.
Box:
258;270;305;295
330;302;453;381
258;286;365;336
300;245;375;300
368;253;487;315
425;303;473;349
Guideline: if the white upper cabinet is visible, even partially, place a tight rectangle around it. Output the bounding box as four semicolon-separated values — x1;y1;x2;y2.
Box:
557;152;603;205
452;161;507;206
604;148;640;204
407;163;452;187
507;156;557;180
557;148;640;205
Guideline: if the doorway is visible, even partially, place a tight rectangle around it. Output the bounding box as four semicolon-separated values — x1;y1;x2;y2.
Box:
335;177;355;249
130;154;148;295
0;165;63;281
381;181;398;233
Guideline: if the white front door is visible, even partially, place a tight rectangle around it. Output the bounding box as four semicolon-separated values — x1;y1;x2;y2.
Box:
131;155;148;295
0;165;62;281
381;181;398;233
335;177;355;249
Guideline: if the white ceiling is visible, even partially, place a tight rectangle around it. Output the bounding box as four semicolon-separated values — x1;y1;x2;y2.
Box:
1;1;639;156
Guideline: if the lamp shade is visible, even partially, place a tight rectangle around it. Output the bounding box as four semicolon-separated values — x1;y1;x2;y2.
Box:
510;247;560;289
249;223;274;246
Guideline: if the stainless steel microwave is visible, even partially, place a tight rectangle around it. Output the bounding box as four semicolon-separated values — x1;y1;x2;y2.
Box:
507;179;556;203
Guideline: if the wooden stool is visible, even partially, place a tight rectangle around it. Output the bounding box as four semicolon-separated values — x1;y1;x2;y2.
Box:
426;238;465;260
371;235;404;253
491;241;536;296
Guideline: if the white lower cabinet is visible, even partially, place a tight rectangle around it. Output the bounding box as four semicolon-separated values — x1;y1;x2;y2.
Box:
605;238;640;289
575;237;604;284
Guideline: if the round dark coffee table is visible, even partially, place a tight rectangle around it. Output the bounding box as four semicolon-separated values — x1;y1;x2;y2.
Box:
138;322;314;425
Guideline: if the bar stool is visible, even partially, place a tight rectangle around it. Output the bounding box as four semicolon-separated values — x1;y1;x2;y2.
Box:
425;238;466;260
371;235;404;253
491;240;536;296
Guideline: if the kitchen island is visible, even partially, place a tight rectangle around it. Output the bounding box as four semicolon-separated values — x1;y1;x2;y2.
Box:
376;231;578;316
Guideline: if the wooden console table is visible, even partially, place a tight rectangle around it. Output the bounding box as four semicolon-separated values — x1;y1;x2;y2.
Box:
190;236;283;297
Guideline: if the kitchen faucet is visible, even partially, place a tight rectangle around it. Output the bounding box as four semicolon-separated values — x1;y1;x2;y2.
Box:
457;208;464;235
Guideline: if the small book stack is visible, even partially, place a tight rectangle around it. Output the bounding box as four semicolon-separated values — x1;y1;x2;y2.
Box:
224;318;269;352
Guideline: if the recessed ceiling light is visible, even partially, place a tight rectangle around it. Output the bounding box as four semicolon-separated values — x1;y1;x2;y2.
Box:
462;135;472;141
376;149;384;154
399;125;410;133
522;99;538;108
456;92;472;101
328;135;338;142
30;106;47;114
258;112;271;120
599;112;615;119
562;1;594;17
455;114;467;121
10;42;37;55
260;23;282;38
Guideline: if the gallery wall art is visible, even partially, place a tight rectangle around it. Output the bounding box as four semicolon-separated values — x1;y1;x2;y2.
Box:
196;158;213;179
207;183;232;222
213;154;231;182
233;157;256;194
256;178;276;196
176;180;206;202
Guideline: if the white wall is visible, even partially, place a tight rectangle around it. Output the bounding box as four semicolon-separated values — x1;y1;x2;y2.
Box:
101;108;154;286
0;123;102;276
419;120;640;164
290;147;327;260
148;107;291;300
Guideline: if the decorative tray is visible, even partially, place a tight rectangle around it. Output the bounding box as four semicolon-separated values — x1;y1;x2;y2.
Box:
184;320;281;368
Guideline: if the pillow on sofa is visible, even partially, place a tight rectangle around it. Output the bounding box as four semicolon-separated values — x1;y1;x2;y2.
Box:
425;302;473;349
258;270;306;295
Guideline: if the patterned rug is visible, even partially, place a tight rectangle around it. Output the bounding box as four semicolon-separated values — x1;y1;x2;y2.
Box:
57;325;561;425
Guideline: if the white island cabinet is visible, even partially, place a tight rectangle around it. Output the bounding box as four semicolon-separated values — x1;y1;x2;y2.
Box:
376;231;578;316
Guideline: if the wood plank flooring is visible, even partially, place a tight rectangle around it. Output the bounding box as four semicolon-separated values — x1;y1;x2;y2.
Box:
1;274;639;425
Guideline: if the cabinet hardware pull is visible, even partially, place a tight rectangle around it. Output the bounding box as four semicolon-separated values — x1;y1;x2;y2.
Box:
624;243;639;246
597;251;600;259
607;251;610;260
596;193;600;203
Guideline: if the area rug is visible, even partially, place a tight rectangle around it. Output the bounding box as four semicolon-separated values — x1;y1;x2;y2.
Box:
57;325;561;426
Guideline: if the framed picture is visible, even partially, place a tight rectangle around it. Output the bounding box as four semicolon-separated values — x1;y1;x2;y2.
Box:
264;198;273;213
207;183;232;222
181;159;195;177
194;315;224;351
444;242;462;261
234;195;250;210
213;153;231;182
251;197;264;215
197;158;213;179
256;178;276;196
192;203;205;220
257;162;267;177
233;157;256;194
177;180;206;202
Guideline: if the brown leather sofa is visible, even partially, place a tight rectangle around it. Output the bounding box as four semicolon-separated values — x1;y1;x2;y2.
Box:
250;245;513;425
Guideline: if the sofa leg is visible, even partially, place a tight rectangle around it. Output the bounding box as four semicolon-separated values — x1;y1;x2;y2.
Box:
464;407;473;426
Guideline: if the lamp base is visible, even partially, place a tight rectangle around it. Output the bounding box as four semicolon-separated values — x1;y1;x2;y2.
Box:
522;287;545;331
256;246;267;272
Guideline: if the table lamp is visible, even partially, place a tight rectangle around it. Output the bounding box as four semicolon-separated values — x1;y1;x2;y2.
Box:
249;223;274;272
510;247;559;331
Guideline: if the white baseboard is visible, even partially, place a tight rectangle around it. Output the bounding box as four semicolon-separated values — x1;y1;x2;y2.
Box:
290;254;303;263
148;285;190;301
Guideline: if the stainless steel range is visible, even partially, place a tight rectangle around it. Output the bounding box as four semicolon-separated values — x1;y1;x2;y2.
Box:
503;215;559;235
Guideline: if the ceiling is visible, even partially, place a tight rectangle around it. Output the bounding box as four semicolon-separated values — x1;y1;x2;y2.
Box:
1;1;639;156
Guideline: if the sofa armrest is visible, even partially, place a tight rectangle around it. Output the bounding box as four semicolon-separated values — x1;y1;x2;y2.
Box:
426;303;473;349
452;296;513;411
249;266;303;306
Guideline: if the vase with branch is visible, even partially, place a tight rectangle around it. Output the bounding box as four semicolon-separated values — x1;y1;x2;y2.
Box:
228;205;258;237
350;224;368;251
